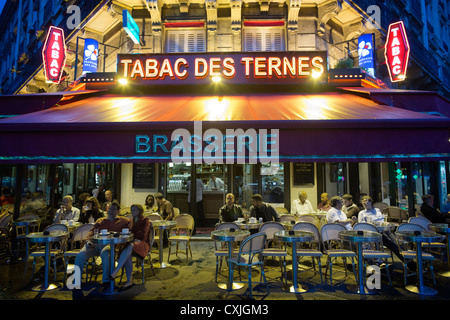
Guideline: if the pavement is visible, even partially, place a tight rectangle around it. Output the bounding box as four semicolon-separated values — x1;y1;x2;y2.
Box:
0;233;449;316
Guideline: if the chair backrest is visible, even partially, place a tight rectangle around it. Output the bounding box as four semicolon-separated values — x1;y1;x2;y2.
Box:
373;202;388;212
353;222;380;233
386;206;408;221
0;214;12;229
173;207;180;218
408;217;432;230
215;222;240;231
293;222;321;243
275;207;289;214
397;223;425;232
320;223;347;251
17;213;39;221
173;214;195;235
71;223;93;242
279;214;297;223
147;213;163;222
238;232;267;264
298;214;320;228
258;221;284;241
44;223;69;232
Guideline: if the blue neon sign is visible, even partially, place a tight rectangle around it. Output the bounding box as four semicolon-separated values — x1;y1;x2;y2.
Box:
123;10;140;44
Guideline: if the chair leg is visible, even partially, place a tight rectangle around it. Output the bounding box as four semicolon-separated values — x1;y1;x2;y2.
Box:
317;257;323;284
247;266;252;299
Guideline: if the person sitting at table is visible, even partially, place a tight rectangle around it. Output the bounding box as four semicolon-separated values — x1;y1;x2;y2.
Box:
358;195;405;267
79;196;104;224
155;193;175;246
421;194;450;223
249;194;280;222
291;191;314;215
219;193;244;223
317;192;331;212
326;196;356;230
207;174;224;191
110;204;151;290
74;201;131;291
53;195;81;223
144;194;157;212
342;194;360;219
101;190;117;213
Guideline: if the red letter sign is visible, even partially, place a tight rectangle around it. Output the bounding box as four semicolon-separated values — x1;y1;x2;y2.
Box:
385;21;410;82
42;26;66;84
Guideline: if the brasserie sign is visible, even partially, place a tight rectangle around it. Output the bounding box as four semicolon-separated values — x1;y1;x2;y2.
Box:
117;51;327;85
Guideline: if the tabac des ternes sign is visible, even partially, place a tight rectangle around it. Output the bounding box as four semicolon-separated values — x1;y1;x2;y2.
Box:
117;52;327;85
42;26;66;84
385;21;410;82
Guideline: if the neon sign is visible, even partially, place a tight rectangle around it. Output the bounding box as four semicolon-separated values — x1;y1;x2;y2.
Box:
42;26;67;84
117;52;327;85
123;10;140;44
385;21;410;82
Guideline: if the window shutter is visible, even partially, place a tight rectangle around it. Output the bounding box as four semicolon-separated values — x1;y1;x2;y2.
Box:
244;28;285;52
166;29;205;53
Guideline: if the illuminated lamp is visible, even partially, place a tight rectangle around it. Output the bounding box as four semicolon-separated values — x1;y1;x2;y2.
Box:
385;21;410;82
42;26;67;84
118;78;128;85
212;76;221;83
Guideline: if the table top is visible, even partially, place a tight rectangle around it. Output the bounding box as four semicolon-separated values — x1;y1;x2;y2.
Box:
339;230;381;243
26;230;69;243
372;221;398;232
395;230;444;243
152;220;177;229
429;223;450;233
211;229;250;242
236;221;261;229
92;232;134;245
274;230;314;242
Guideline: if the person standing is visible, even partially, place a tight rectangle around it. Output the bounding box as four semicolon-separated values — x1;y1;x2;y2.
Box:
249;194;280;222
291;191;314;215
53;195;80;223
207;174;224;190
186;178;206;227
219;193;244;223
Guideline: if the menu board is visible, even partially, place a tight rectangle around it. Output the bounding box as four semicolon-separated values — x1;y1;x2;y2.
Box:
132;163;155;189
293;163;314;185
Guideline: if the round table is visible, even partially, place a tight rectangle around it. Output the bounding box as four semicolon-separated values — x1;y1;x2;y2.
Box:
274;230;314;293
211;229;250;291
280;221;296;230
339;230;382;295
373;222;398;232
14;218;40;260
396;230;443;295
236;221;261;230
427;224;450;277
92;232;134;295
26;230;69;292
152;220;177;268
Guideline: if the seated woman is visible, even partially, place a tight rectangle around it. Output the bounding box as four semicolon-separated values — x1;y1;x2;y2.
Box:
110;204;151;290
79;196;104;224
145;194;157;213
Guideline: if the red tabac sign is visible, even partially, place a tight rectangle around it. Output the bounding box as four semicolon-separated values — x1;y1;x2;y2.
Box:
385;21;410;82
42;26;66;84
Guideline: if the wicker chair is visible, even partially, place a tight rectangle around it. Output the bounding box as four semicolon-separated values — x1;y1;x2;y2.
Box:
298;214;320;229
228;232;270;299
385;206;408;222
292;222;323;284
63;223;94;283
213;222;240;282
320;223;357;285
279;214;297;224
258;221;288;284
353;222;393;286
168;214;194;262
0;214;12;257
408;216;447;259
396;223;437;287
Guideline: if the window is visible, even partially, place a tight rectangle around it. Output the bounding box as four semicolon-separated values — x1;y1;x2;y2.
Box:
165;29;206;53
243;27;285;51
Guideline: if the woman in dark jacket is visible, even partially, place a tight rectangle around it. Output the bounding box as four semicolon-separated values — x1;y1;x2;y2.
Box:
79;196;104;224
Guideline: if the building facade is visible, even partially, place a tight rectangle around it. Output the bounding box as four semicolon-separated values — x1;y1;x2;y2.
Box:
0;0;449;227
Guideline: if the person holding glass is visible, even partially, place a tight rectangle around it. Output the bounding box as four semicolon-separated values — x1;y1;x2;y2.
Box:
79;196;104;224
110;204;151;290
53;195;80;223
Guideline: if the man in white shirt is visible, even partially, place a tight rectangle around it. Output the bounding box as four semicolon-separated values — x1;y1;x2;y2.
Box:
207;175;224;190
53;195;80;223
358;195;385;223
291;191;314;215
326;196;356;230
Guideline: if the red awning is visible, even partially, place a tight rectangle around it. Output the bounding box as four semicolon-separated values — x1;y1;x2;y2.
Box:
0;90;449;163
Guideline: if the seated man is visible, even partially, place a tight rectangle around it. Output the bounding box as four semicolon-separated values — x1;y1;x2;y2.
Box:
421;194;450;223
326;196;356;230
53;195;80;223
291;191;314;215
249;194;280;222
73;201;131;290
342;194;359;219
219;193;244;223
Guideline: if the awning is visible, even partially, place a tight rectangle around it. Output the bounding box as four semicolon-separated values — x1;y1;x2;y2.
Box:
0;90;449;163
